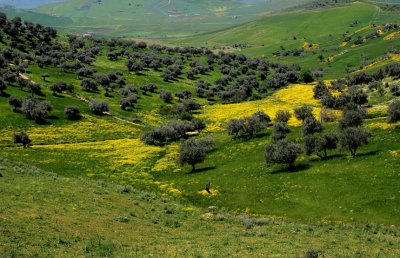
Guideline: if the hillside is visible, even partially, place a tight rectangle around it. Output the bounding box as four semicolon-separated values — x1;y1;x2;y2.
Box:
0;6;73;27
0;7;400;256
168;1;400;79
2;157;400;257
33;0;313;37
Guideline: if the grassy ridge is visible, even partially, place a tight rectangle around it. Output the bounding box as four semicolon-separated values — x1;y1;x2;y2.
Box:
167;2;400;79
33;0;313;37
1;157;399;257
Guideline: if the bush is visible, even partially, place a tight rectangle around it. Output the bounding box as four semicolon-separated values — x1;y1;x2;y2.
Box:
313;81;329;99
264;139;302;168
274;110;292;123
160;90;173;103
272;122;291;142
13;132;31;148
64;105;81;120
301;117;323;136
387;99;400;123
294;105;314;122
89;100;109;115
21;97;53;123
8;96;22;111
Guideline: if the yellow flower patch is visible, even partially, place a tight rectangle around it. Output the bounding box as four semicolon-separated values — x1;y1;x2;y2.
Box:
199;84;321;131
0;115;139;145
153;144;181;172
198;189;220;196
390;54;400;62
303;40;319;50
384;31;400;41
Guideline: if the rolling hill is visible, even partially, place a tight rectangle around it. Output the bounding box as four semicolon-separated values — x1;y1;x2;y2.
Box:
32;0;314;37
1;2;400;256
168;1;400;79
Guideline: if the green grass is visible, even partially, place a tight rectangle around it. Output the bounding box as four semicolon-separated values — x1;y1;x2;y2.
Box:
167;1;400;79
32;0;313;37
1;156;399;257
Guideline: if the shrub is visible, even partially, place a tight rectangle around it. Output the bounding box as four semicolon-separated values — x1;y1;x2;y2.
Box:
8;96;22;111
272;122;291;142
89;100;109;115
274;110;292;123
301;117;323;136
160;90;173;103
387;99;400;123
64;105;81;120
21;98;53;123
313;81;329;99
294;105;314;122
13;132;31;148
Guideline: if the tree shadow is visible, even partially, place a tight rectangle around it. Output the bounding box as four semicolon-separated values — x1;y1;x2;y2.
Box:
356;150;380;157
0;92;11;98
47;115;59;120
187;166;216;174
270;163;310;174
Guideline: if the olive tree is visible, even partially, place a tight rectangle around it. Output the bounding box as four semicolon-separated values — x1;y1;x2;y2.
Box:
264;139;302;168
388;99;400;123
304;133;338;159
13;132;31;148
178;137;214;172
339;127;371;157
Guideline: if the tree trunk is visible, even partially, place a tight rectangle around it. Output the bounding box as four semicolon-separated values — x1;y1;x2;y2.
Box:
191;164;196;172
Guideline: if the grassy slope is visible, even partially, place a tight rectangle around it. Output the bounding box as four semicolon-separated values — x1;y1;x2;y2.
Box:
167;2;400;79
33;0;313;37
1;157;399;257
0;6;73;27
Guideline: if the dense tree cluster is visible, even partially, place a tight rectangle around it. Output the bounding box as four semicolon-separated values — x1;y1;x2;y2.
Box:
141;119;207;146
227;111;271;139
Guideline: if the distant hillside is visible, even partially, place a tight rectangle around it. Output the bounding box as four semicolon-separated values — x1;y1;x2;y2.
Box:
33;0;313;37
0;0;65;9
0;6;73;26
169;1;400;78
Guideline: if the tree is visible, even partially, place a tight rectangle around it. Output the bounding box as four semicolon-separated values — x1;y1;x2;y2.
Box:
272;122;291;142
227;118;244;139
21;98;53;124
304;133;338;159
28;82;42;97
313;81;329;99
160;90;173;103
41;73;49;81
50;82;68;95
8;96;22;112
89;100;109;115
301;70;314;84
192;118;206;132
294;105;314;122
301;116;323;136
0;78;7;95
264;139;302;168
13;132;31;148
81;79;98;92
178;138;214;172
387;99;400;123
339;127;371;157
64;106;81;120
274;110;292;123
338;109;365;129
